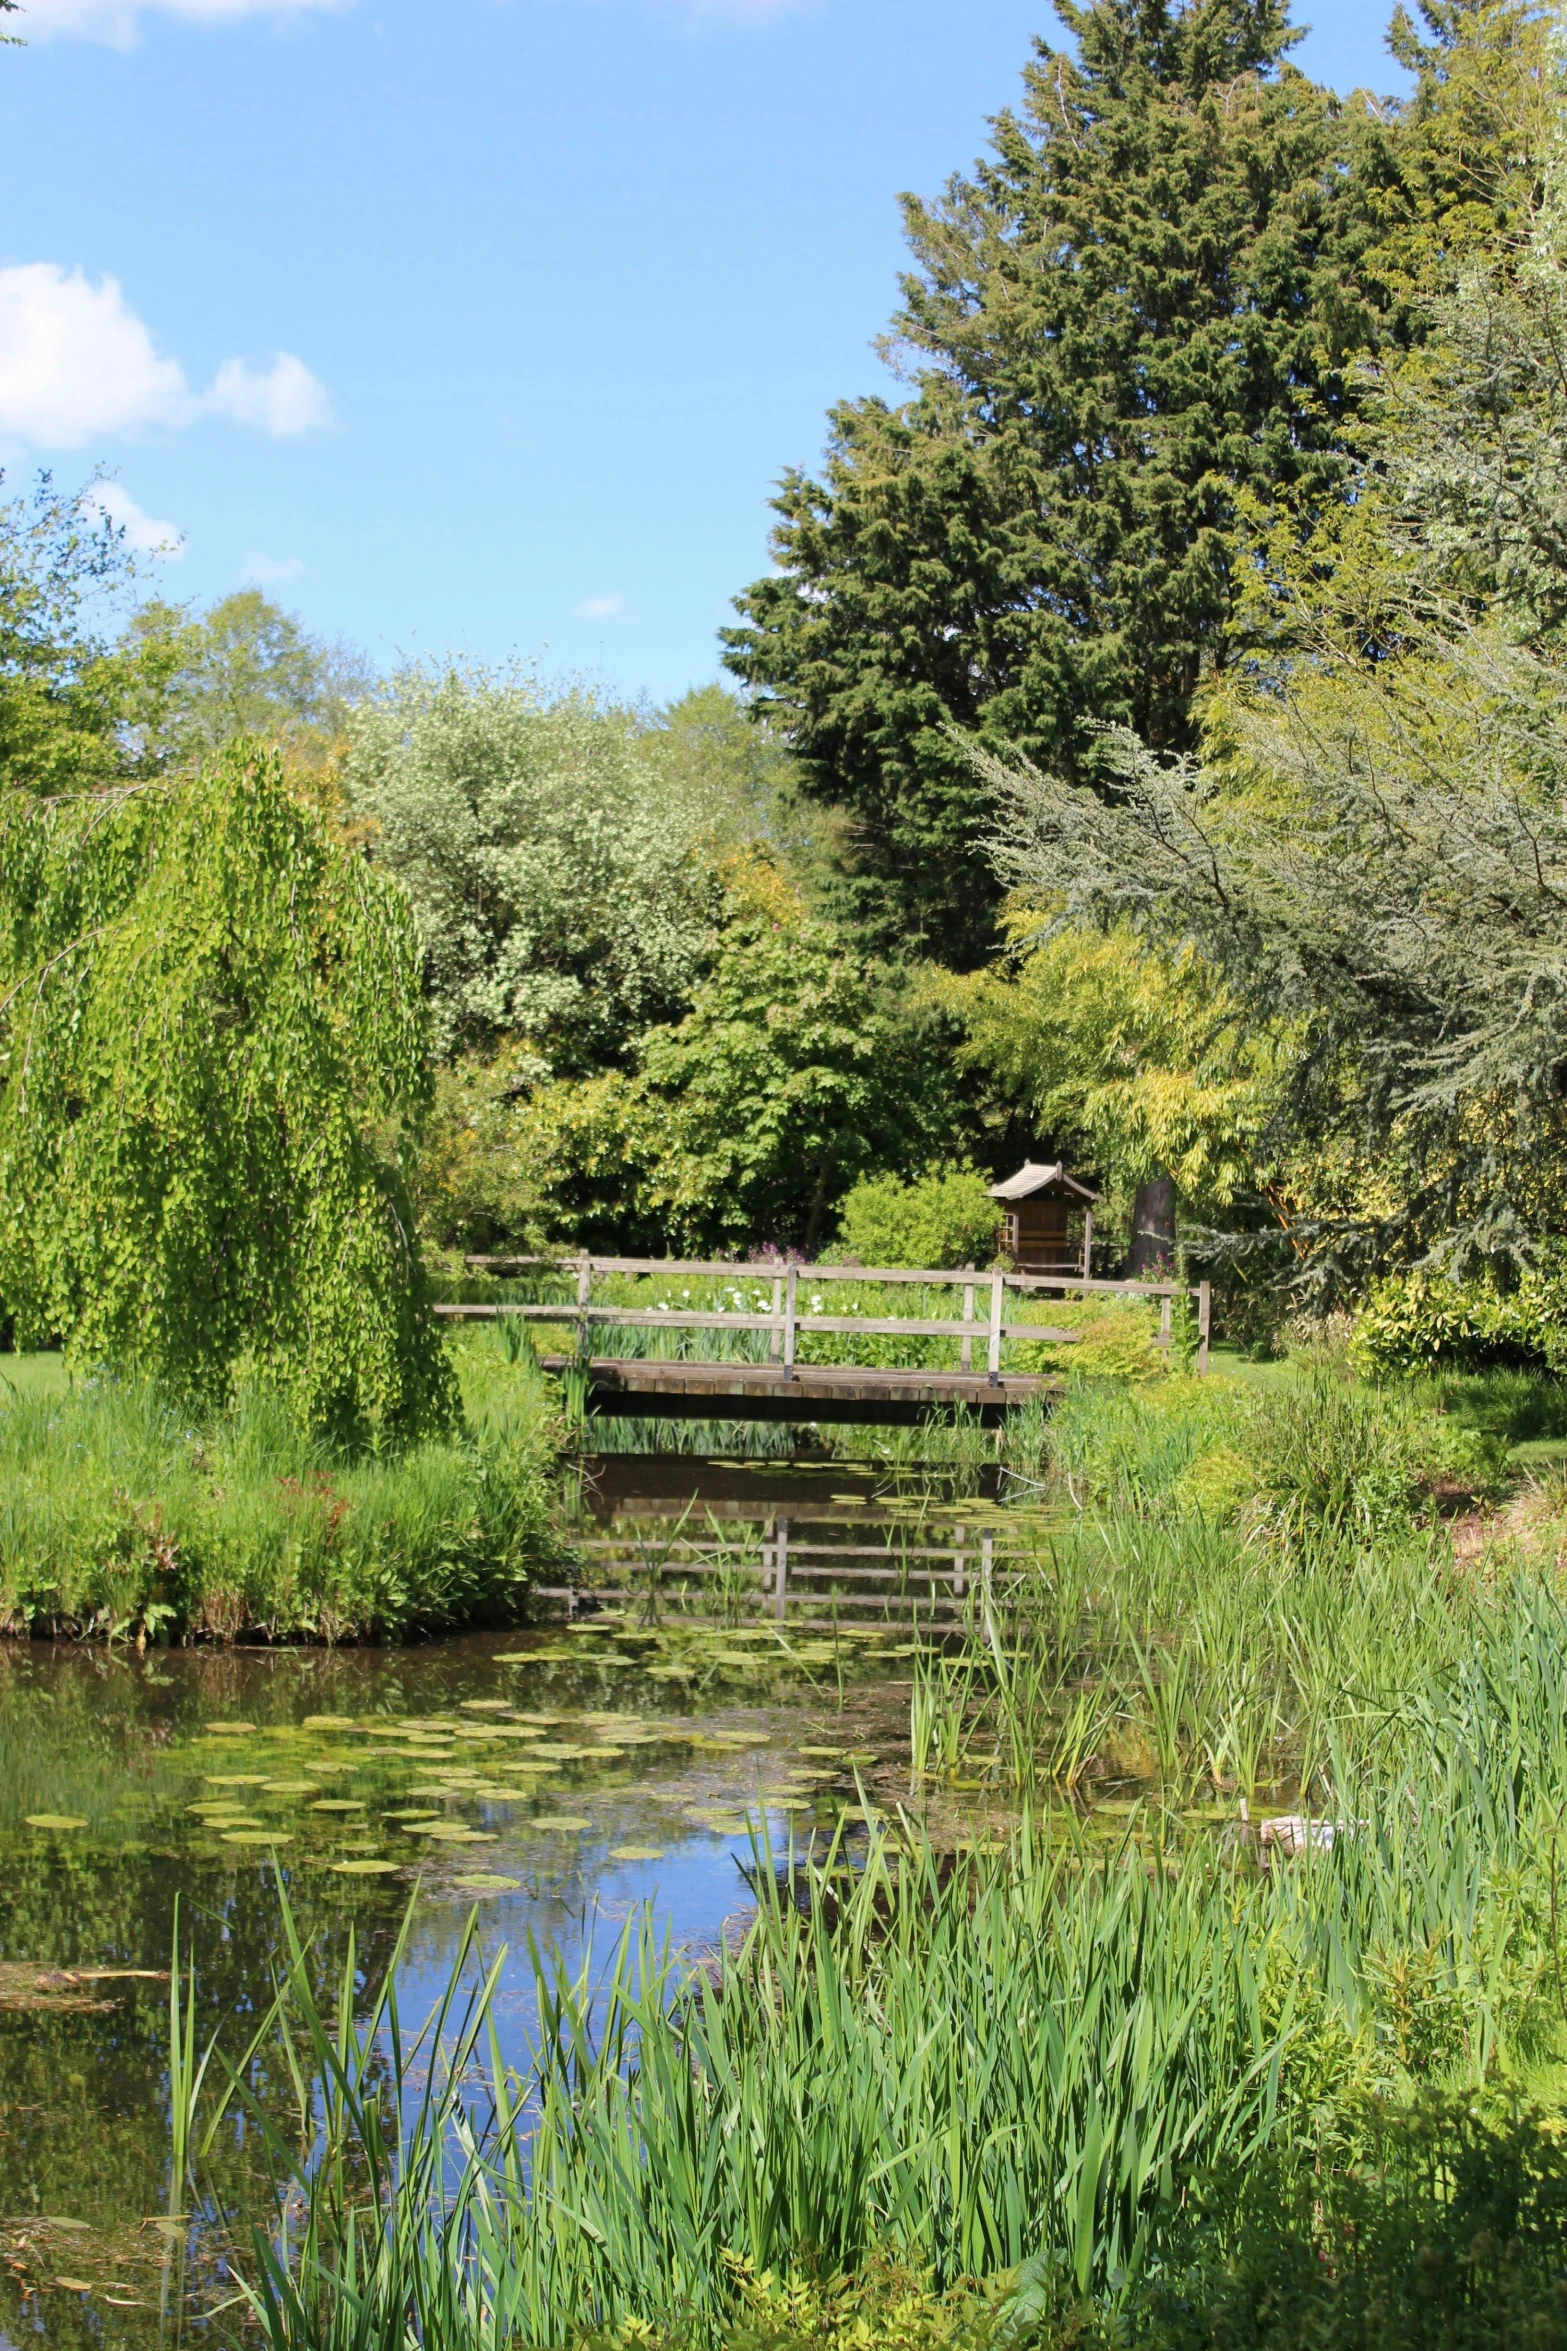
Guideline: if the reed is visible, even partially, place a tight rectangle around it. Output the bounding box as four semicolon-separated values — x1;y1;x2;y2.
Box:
161;1355;1567;2348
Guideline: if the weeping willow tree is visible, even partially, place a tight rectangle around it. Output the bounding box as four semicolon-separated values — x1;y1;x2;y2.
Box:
0;744;455;1443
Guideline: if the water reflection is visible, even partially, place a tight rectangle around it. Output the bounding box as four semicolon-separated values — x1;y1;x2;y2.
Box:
0;1451;968;2350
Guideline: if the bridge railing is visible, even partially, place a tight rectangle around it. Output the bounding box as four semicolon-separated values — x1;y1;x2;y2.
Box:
438;1255;1212;1378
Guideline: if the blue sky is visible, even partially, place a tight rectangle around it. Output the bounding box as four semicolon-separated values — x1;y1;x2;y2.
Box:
1;0;1413;705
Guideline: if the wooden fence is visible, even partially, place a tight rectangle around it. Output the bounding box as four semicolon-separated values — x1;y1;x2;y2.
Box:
443;1254;1212;1378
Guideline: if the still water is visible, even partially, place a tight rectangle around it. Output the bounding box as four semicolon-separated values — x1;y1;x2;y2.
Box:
0;1454;1018;2351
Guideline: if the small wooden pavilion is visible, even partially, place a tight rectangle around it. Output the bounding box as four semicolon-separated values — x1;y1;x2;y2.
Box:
988;1161;1097;1279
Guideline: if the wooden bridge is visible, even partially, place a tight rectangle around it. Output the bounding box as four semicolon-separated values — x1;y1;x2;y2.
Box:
435;1256;1210;1424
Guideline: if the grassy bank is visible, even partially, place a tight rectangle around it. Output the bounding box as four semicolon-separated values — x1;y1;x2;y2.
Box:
166;1352;1567;2349
0;1336;568;1642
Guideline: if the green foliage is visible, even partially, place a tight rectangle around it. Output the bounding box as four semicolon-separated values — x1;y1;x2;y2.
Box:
1350;1267;1567;1380
124;590;373;774
834;1167;1001;1270
0;1349;563;1641
948;919;1282;1214
521;864;955;1254
0;469;171;793
723;1;1384;963
1047;1359;1501;1532
0;743;454;1442
344;665;731;1069
1119;2101;1567;2351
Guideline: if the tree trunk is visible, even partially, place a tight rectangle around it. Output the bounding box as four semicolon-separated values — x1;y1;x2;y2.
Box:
1129;1175;1177;1279
803;1151;836;1260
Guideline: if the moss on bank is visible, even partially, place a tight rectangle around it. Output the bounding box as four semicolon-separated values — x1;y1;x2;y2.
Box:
0;1338;568;1642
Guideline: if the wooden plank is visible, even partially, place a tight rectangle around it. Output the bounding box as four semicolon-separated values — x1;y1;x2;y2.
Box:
464;1251;1194;1300
435;1302;1086;1344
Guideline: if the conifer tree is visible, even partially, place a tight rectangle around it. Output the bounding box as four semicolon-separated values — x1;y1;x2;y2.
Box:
724;0;1390;964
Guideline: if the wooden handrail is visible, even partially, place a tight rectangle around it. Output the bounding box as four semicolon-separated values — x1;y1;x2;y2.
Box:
449;1254;1211;1377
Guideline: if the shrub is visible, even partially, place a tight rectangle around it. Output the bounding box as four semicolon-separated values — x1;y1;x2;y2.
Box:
1349;1268;1567;1380
835;1169;1003;1270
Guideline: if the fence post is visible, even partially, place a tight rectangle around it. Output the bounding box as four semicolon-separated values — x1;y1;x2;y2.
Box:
1197;1280;1211;1377
961;1280;975;1372
774;1514;789;1620
575;1257;593;1360
782;1265;798;1381
987;1269;1005;1383
1159;1293;1173;1352
770;1277;783;1361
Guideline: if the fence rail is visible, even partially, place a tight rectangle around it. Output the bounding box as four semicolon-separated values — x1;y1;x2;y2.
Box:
447;1254;1211;1378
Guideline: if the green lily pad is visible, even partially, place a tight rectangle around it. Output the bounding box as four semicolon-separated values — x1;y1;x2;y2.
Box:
452;1874;522;1894
204;1775;268;1788
531;1815;591;1832
204;1722;257;1735
222;1831;291;1846
26;1814;87;1832
310;1800;365;1813
405;1823;494;1842
262;1780;320;1795
608;1845;665;1862
330;1860;402;1876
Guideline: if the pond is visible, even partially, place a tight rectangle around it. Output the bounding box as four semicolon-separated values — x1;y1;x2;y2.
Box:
0;1451;1036;2351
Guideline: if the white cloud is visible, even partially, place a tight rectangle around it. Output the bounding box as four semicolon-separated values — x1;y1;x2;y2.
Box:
573;591;625;619
19;0;346;45
239;550;306;586
209;353;333;436
85;480;184;556
0;264;188;444
0;264;331;448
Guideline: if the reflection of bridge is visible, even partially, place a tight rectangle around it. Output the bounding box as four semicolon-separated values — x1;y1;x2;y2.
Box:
435;1254;1210;1424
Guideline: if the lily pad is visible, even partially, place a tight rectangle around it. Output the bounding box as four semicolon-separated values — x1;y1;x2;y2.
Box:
309;1800;365;1813
330;1860;402;1876
452;1874;522;1894
204;1775;268;1788
54;2277;95;2293
26;1814;87;1831
531;1815;591;1832
405;1824;494;1842
460;1700;515;1713
262;1780;321;1795
222;1831;291;1846
608;1845;665;1862
204;1722;257;1735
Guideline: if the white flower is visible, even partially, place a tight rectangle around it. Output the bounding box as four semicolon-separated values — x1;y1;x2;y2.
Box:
810;1296;824;1311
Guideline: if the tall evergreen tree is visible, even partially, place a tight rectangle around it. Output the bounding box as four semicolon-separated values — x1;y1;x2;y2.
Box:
724;0;1392;964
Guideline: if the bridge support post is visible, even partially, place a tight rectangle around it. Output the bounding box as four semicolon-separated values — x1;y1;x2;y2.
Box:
782;1267;797;1381
953;1525;965;1598
774;1514;789;1619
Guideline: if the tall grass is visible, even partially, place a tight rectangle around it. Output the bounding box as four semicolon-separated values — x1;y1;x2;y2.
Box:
0;1344;567;1640
163;1353;1567;2347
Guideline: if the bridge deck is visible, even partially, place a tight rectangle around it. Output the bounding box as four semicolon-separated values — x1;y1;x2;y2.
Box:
541;1355;1060;1425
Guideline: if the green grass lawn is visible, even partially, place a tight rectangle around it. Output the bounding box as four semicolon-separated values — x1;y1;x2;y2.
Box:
0;1350;68;1397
